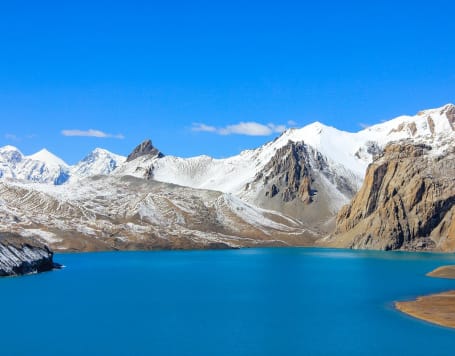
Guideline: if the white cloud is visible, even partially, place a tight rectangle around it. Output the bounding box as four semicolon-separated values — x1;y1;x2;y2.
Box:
191;123;217;133
192;121;288;136
61;129;124;139
287;120;297;126
4;133;19;141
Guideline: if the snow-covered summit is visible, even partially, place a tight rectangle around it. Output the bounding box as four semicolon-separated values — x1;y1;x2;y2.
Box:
0;145;23;164
29;148;69;168
20;148;70;185
71;148;126;179
0;146;70;184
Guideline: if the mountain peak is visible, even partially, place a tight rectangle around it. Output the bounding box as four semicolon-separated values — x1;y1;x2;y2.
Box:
28;149;68;167
126;139;163;162
91;147;108;155
0;145;24;165
0;145;22;153
72;148;126;179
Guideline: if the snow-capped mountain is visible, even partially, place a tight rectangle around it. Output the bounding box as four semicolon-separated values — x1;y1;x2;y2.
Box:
0;145;23;179
0;146;125;184
0;103;453;252
71;148;126;180
0;146;70;184
116;104;455;226
2;104;452;188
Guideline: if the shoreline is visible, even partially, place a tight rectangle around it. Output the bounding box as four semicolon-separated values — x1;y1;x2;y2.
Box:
395;266;455;329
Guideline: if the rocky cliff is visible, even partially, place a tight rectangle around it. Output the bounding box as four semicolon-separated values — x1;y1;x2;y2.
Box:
126;139;163;162
325;141;455;251
246;141;357;232
0;233;57;276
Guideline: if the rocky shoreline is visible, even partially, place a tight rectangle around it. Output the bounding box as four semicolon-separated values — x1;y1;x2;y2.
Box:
395;266;455;329
0;233;60;277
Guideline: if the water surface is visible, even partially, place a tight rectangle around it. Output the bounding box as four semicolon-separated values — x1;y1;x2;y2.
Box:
1;248;455;355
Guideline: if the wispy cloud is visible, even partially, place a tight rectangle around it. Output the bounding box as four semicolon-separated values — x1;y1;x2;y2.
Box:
61;129;124;139
287;120;298;126
4;133;19;141
4;133;37;142
192;121;287;136
191;123;217;133
358;122;371;129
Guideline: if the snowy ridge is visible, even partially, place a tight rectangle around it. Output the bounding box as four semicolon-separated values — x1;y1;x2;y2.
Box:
0;103;453;190
118;104;455;198
0;146;125;185
0;146;70;185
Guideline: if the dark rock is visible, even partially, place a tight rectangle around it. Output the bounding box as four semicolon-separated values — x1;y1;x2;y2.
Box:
0;233;59;277
126;139;164;162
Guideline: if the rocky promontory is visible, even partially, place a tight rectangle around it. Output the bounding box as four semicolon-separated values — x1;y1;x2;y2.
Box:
325;141;455;251
0;233;57;277
396;266;455;329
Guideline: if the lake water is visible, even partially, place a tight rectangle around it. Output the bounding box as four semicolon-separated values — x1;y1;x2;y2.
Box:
1;248;455;355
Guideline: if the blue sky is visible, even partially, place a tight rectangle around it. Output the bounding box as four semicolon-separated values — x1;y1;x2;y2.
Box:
0;0;454;164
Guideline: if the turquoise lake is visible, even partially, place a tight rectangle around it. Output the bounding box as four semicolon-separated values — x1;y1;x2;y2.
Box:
2;248;455;355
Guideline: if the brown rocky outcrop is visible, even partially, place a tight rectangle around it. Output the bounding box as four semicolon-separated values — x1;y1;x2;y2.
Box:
325;141;455;251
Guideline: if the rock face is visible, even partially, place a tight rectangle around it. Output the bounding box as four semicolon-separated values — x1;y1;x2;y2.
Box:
247;141;358;231
126;139;163;162
326;142;455;251
0;233;56;276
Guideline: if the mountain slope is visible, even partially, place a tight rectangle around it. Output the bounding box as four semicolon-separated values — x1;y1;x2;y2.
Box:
0;176;317;252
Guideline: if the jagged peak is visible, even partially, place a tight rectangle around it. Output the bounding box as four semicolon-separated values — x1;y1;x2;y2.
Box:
126;139;164;162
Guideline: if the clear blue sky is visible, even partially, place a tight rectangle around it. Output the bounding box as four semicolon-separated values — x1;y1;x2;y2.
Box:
1;0;454;163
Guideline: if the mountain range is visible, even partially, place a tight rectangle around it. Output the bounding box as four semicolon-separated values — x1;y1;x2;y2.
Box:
0;103;453;252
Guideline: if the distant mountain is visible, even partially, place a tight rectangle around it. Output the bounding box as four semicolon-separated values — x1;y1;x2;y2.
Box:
71;148;126;180
0;146;125;184
0;103;453;252
0;146;70;185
